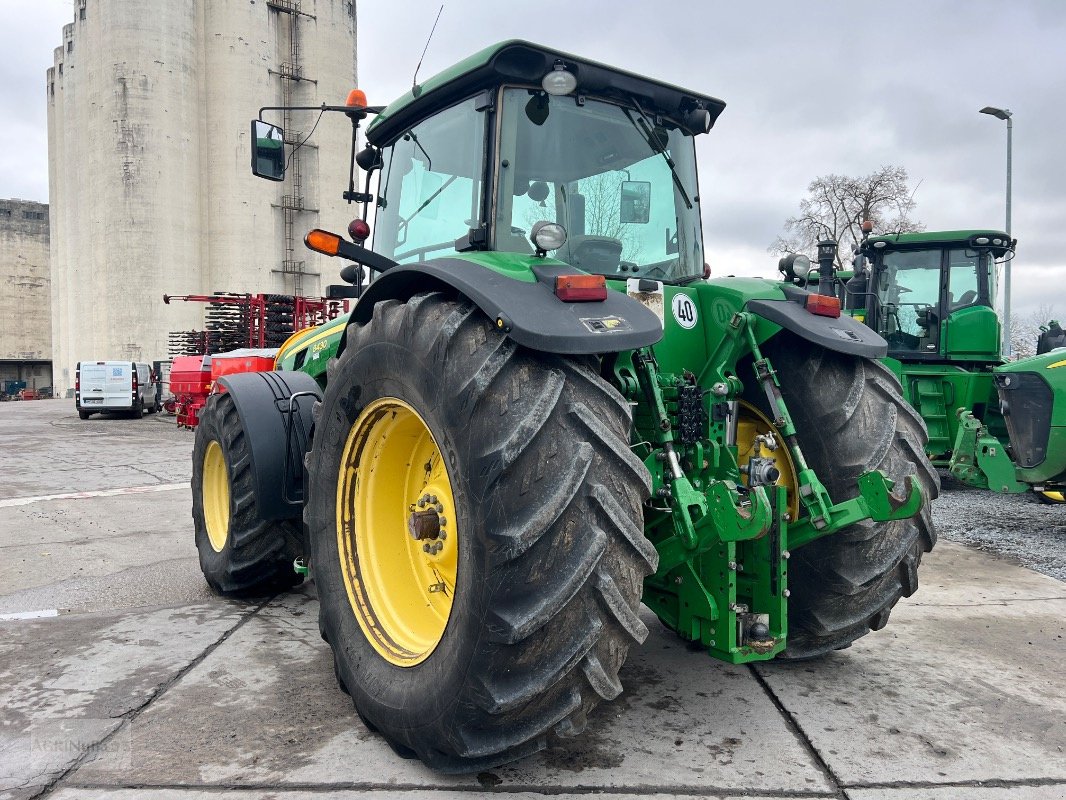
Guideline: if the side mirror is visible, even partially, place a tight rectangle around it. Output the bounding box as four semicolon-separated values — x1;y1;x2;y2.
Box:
619;181;651;224
251;120;286;181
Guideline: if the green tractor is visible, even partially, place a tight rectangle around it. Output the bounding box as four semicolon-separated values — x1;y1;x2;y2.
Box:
839;228;1012;462
192;41;936;771
949;348;1066;500
799;228;1066;501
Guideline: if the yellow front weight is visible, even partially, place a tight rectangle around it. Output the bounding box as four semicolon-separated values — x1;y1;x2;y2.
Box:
336;398;458;667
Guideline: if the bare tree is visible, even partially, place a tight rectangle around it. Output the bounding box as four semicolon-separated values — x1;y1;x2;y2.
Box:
1009;303;1058;360
771;166;924;269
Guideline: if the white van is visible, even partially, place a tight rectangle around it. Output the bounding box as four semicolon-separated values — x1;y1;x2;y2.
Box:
76;361;159;419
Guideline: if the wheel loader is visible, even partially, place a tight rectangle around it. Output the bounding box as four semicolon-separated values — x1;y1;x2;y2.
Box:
192;41;937;771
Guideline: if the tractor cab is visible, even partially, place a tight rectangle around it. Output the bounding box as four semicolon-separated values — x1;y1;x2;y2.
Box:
253;41;722;287
364;42;721;282
853;230;1013;364
374;85;708;280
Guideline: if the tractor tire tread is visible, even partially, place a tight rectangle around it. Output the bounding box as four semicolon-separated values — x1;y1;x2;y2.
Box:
754;337;938;659
192;393;303;596
306;292;653;772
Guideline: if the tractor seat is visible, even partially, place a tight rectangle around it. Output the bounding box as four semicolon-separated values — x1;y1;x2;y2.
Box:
950;289;978;310
568;235;623;274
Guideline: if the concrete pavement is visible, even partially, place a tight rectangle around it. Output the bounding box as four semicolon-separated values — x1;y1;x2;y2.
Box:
1;400;1063;800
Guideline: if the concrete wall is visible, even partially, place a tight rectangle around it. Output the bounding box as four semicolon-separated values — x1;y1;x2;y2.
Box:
0;199;52;387
47;0;358;394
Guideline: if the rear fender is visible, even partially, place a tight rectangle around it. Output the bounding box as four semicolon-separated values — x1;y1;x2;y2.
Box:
351;258;663;355
214;371;321;521
747;297;888;359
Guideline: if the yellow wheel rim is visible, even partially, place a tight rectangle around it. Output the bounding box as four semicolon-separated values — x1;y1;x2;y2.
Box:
1042;491;1065;504
737;401;800;521
336;397;458;667
202;440;231;553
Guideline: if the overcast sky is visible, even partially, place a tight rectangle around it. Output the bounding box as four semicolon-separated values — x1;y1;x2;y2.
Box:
4;0;1064;321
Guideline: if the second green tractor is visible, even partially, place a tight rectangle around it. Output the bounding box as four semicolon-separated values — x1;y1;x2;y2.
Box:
801;228;1066;501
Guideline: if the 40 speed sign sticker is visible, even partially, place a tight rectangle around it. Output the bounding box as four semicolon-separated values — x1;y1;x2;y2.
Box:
671;293;698;329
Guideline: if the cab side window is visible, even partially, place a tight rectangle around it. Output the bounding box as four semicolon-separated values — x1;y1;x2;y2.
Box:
947;250;980;310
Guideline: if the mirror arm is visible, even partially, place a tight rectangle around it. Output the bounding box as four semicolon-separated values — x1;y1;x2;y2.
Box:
346;122;358;205
257;104;385;122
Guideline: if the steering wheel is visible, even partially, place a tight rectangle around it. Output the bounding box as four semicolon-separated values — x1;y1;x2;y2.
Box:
637;258;678;281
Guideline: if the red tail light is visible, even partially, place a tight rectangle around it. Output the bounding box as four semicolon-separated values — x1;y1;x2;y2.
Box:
555;274;607;302
806;294;841;318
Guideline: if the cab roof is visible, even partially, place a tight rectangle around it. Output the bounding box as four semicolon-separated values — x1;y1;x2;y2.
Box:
365;40;726;146
865;229;1011;248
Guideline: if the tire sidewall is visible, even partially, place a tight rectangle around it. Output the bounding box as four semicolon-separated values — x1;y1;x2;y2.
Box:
308;338;489;739
192;395;239;588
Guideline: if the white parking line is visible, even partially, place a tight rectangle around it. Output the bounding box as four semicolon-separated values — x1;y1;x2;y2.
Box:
0;609;59;621
0;482;187;508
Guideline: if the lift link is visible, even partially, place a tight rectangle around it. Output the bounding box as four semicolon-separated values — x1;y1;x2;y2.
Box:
631;349;773;575
737;312;923;549
741;318;835;529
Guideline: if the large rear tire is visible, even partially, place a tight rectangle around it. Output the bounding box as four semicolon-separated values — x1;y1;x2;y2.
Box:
748;335;939;659
191;393;303;595
305;292;656;772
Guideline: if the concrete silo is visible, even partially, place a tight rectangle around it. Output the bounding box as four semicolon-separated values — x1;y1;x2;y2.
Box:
47;0;358;394
0;199;51;390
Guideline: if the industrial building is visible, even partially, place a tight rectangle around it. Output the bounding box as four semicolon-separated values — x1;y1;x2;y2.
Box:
47;0;358;394
0;199;52;392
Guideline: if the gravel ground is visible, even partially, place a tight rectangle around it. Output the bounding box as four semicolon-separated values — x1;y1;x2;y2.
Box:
935;471;1066;582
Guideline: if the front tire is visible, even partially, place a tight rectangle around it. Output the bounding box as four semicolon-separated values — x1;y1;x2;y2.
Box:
305;292;656;771
191;393;303;595
748;336;939;659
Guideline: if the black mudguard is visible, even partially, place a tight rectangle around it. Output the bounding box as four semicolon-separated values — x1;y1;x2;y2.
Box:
747;298;888;359
352;259;663;354
214;370;321;521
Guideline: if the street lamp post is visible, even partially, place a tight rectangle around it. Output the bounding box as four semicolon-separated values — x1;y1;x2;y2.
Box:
980;105;1013;356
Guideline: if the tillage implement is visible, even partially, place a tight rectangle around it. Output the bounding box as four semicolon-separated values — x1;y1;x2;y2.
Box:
191;41;938;771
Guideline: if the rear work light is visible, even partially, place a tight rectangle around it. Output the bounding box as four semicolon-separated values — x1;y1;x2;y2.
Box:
555;274;607;302
805;294;841;318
